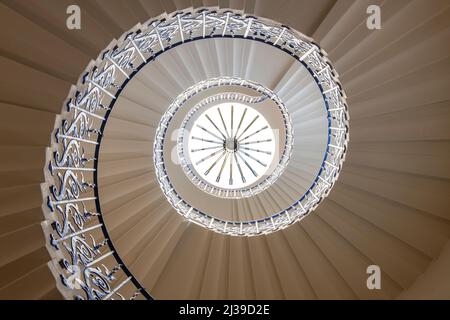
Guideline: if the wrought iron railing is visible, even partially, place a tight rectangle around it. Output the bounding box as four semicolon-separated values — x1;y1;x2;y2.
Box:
41;8;349;299
152;10;349;236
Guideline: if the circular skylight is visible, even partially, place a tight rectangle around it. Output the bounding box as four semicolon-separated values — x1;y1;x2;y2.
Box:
187;102;276;190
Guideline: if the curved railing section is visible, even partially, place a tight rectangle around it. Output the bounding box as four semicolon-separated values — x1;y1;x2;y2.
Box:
152;10;349;236
41;42;152;300
41;7;349;299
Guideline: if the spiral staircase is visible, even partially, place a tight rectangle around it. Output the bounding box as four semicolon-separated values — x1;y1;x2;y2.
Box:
1;0;450;300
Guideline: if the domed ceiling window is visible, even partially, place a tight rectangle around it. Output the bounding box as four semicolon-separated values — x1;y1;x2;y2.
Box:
186;101;277;190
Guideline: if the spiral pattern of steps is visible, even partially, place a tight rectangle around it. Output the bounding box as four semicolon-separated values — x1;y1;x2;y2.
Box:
0;0;449;300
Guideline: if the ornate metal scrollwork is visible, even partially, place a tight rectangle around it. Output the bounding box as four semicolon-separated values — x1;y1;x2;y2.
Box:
42;8;348;299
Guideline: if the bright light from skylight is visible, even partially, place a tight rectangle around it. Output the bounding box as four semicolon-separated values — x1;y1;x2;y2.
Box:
187;102;275;190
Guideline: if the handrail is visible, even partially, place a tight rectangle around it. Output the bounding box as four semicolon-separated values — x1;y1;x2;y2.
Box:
41;8;349;299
